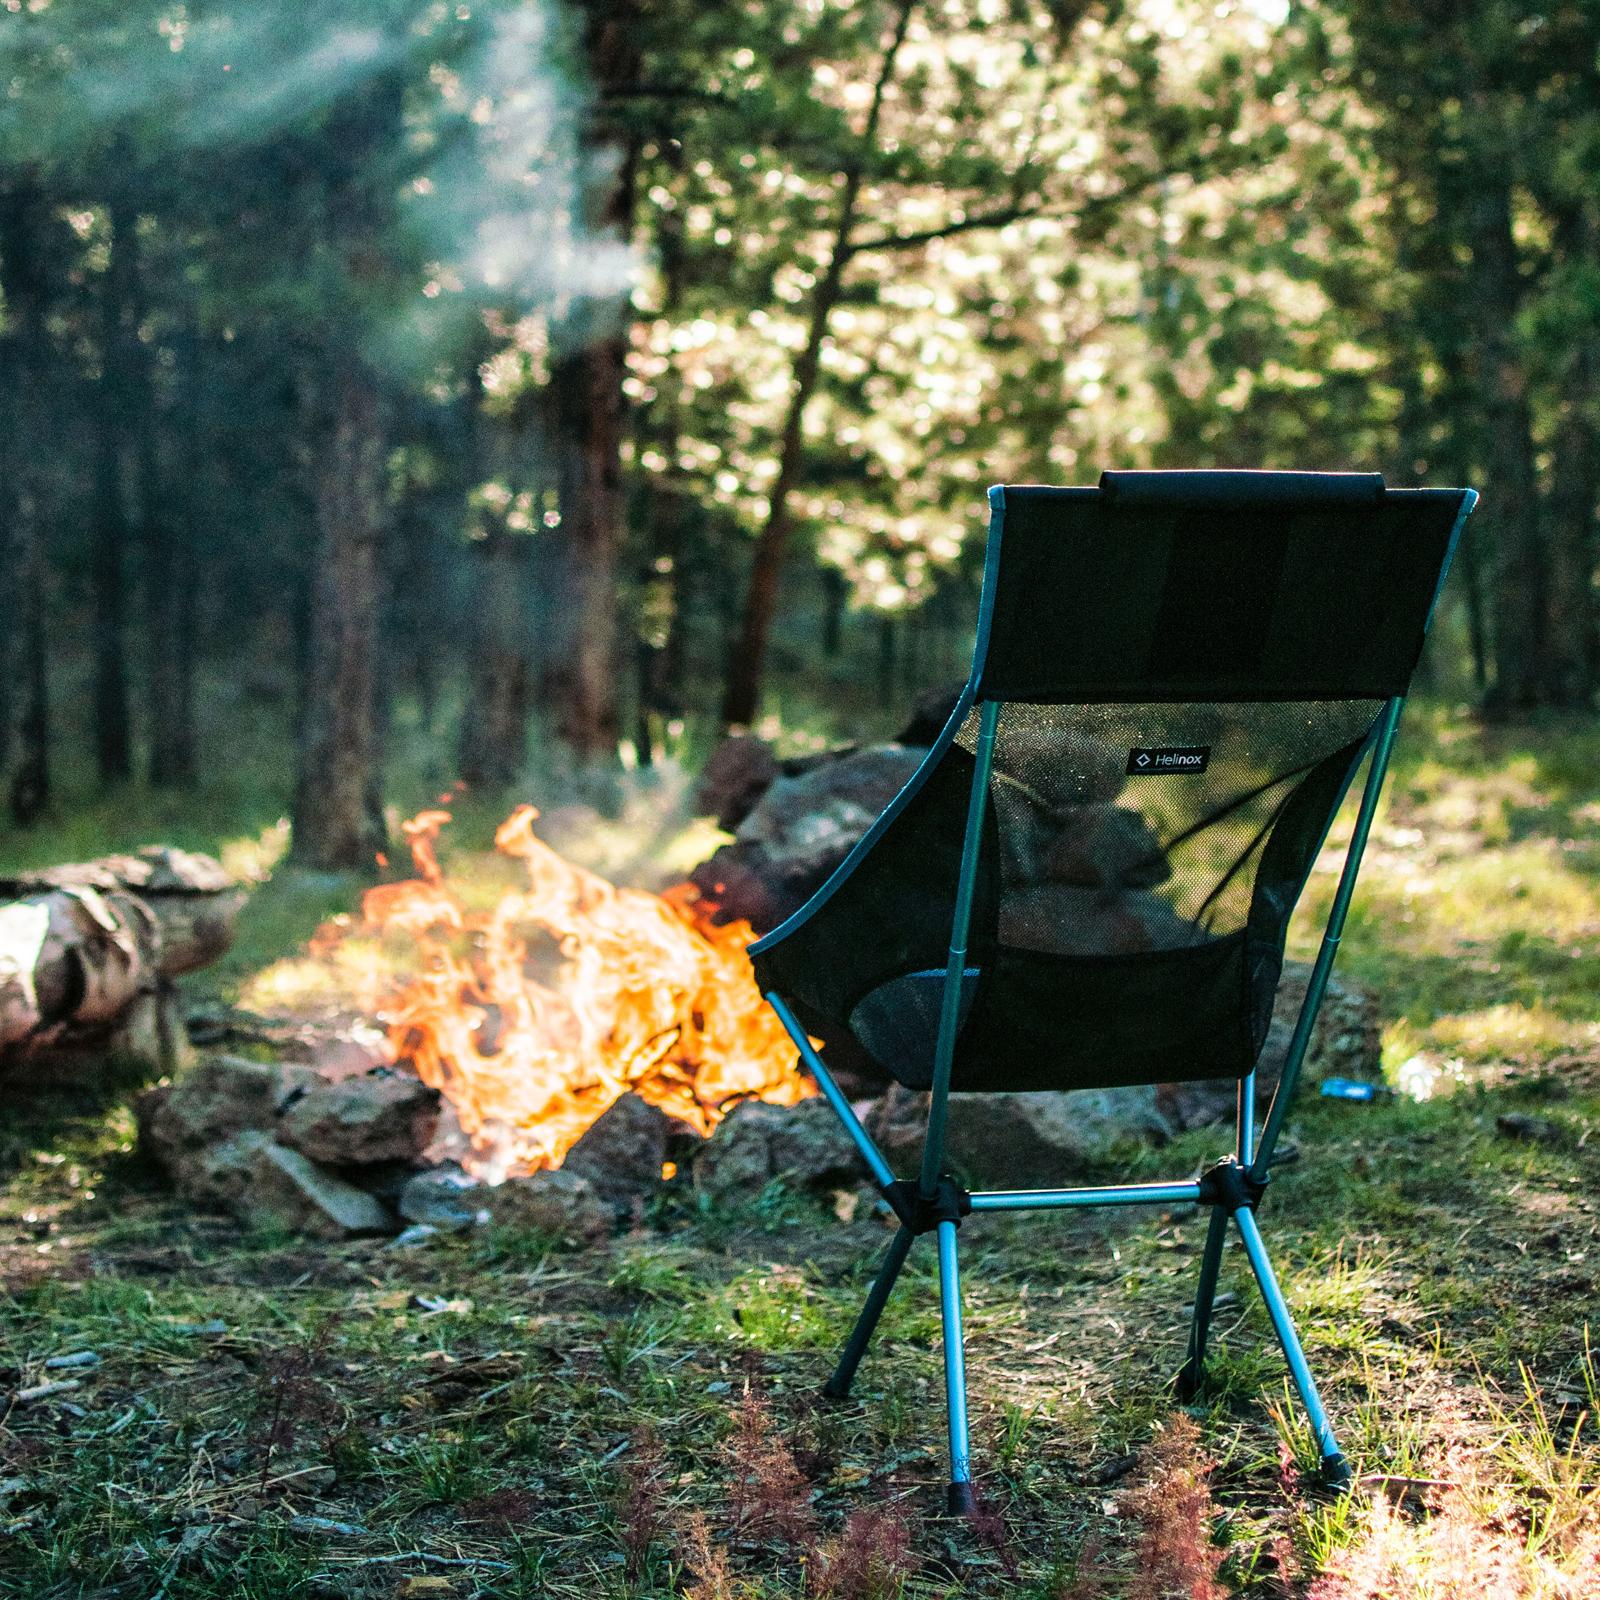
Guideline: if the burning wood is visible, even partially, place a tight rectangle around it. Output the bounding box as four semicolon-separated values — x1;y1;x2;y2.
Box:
318;804;812;1182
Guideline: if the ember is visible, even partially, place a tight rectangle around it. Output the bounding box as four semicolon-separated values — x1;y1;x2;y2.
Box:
318;805;812;1182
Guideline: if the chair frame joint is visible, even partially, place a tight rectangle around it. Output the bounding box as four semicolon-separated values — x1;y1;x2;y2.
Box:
1197;1155;1269;1213
884;1175;972;1234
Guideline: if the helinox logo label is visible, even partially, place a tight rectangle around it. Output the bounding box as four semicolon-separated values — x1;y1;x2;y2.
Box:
1127;745;1211;775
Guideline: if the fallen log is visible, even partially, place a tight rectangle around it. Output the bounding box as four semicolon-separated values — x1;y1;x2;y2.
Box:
0;846;243;1069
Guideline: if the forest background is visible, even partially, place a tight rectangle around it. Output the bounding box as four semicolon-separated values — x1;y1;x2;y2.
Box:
0;0;1595;873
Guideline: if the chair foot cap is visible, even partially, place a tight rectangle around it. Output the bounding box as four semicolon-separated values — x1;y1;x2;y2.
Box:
1171;1360;1205;1402
821;1378;852;1401
945;1481;978;1518
1316;1453;1353;1493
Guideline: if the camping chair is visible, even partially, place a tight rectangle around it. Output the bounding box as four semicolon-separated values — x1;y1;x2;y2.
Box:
750;471;1476;1509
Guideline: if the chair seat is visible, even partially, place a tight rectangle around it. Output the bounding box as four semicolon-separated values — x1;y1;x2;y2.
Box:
846;935;1260;1093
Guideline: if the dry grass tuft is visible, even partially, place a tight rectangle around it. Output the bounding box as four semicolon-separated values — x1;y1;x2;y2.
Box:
1121;1413;1227;1600
729;1388;819;1549
809;1503;913;1600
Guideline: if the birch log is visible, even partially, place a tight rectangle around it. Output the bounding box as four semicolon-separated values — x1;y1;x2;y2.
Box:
0;847;243;1059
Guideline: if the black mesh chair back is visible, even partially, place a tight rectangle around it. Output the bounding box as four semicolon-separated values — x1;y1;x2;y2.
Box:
754;474;1470;1095
750;470;1476;1513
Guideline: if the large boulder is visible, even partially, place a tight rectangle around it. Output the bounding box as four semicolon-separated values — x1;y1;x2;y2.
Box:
691;735;782;832
691;744;924;932
1155;960;1382;1131
866;1084;1172;1188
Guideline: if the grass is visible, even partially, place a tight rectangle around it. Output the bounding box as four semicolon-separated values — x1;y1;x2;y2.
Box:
1;704;1599;1595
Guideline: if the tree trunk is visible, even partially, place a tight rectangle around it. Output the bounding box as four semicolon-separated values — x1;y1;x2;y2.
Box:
537;0;640;764
1544;209;1599;709
820;566;847;659
460;530;533;788
145;325;200;786
0;181;54;824
92;195;138;784
1468;182;1548;713
720;1;915;728
291;355;386;870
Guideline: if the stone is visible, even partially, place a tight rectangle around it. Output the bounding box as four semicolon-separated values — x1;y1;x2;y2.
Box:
561;1093;677;1203
1042;805;1170;890
245;1140;395;1238
398;1164;488;1231
276;1069;441;1166
692;735;782;831
691;1097;865;1198
135;1054;320;1178
894;681;965;746
866;1084;1172;1188
482;1167;611;1243
171;1128;395;1235
189;1130;273;1210
301;1028;392;1082
1496;1112;1563;1145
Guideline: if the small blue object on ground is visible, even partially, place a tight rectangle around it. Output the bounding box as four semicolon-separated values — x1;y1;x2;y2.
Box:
1319;1078;1387;1102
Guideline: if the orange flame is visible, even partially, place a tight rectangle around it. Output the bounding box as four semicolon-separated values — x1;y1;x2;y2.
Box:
340;804;810;1181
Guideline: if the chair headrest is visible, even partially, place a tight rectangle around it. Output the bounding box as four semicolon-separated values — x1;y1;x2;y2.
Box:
1098;470;1386;507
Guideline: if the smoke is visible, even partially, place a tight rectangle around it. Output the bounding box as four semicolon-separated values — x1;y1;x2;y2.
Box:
0;0;637;362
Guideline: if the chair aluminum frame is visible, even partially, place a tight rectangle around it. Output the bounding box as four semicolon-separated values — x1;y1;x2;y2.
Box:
765;694;1406;1511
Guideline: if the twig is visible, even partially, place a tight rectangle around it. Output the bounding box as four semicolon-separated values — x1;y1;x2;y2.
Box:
319;1551;512;1572
12;1379;80;1404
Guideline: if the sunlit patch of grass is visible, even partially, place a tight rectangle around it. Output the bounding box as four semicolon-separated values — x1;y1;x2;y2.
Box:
1425;1003;1600;1064
690;1266;841;1351
217;816;293;886
1293;1356;1600;1598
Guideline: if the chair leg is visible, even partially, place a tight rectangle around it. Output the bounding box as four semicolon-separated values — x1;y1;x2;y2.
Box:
824;1225;916;1400
1174;1205;1229;1401
935;1219;976;1515
1232;1206;1352;1489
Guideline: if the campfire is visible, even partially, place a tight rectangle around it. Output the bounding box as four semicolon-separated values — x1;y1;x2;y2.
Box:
313;804;813;1183
123;733;1374;1241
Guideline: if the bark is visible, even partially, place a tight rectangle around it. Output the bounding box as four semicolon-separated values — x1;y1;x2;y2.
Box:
291;354;387;870
0;180;53;824
92;195;138;784
537;0;640;763
0;847;237;1070
1467;182;1548;713
632;137;691;757
1547;339;1599;708
459;529;534;788
145;324;200;786
1544;208;1599;709
0;847;242;979
820;566;846;659
720;0;915;728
